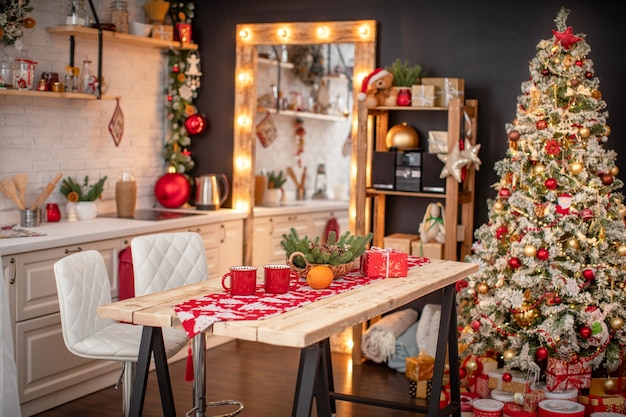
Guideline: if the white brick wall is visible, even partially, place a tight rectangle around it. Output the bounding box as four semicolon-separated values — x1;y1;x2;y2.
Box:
0;0;166;215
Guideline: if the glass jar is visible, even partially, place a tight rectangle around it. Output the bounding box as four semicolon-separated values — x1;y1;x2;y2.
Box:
110;1;129;34
13;57;37;90
0;53;14;89
65;0;89;26
81;58;97;94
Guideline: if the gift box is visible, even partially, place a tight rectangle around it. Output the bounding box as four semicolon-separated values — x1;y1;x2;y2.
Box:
524;389;546;412
488;369;528;393
578;395;625;416
360;247;408;278
411;240;445;260
464;356;499;398
409;378;432;399
545;357;592;391
428;130;448;154
421;77;465;107
384;233;420;254
411;84;436;107
406;353;435;381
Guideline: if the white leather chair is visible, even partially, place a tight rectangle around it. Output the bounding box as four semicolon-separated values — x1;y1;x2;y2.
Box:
131;231;243;417
54;250;188;417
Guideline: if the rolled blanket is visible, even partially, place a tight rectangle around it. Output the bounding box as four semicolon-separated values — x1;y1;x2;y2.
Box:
361;308;418;363
416;304;441;358
387;320;419;372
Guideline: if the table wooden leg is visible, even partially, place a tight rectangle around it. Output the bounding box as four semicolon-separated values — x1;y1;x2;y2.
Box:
129;326;176;417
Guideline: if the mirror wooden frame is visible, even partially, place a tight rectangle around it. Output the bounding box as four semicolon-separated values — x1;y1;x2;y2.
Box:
232;20;377;264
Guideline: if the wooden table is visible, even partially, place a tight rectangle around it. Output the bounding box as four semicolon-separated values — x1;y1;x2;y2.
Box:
98;258;478;417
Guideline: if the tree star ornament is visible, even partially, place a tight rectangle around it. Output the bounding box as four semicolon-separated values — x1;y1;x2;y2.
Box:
460;139;481;170
438;143;470;182
552;26;582;50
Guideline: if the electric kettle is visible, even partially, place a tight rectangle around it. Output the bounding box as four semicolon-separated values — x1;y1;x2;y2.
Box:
195;174;229;210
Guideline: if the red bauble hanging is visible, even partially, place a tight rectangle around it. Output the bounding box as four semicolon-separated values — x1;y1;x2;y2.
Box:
579;326;592;339
536;248;550;261
508;257;521;269
154;173;191;208
535;347;549;361
502;372;513;383
184;114;207;135
544;178;558;190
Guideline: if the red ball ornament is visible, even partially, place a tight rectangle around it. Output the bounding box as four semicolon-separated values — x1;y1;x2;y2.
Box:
499;188;511;198
508;130;521;141
541;68;550;76
536;120;548;130
496;226;508;240
154;173;191;209
602;174;614;186
167;95;173;102
537;248;550;261
459;367;467;379
554;296;562;304
502;372;513;383
585;71;593;79
172;64;179;73
535;347;549;361
544;178;557;190
579;326;592;339
184;114;208;135
508;257;521;269
582;268;595;281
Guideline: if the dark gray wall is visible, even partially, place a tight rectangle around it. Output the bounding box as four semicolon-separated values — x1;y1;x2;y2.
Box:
190;1;626;232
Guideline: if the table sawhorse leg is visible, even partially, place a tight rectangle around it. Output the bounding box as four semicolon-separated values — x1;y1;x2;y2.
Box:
291;340;333;417
129;326;176;417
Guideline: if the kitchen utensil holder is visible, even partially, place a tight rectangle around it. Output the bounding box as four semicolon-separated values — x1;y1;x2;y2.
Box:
20;209;41;227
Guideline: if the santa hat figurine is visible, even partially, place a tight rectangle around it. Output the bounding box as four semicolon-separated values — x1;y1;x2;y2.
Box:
358;68;391;101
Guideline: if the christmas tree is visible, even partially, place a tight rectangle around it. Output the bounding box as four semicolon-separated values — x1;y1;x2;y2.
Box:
457;7;626;390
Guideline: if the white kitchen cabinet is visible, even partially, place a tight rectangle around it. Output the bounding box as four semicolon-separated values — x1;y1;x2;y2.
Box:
8;238;122;416
252;207;349;267
166;219;243;277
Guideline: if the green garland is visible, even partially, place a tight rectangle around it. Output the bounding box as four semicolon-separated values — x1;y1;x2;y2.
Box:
0;0;34;46
168;1;195;23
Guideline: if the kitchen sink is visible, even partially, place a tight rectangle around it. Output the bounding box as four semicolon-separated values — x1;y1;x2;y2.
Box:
100;209;205;221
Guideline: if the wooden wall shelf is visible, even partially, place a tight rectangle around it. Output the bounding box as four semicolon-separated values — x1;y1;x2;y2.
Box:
0;89;116;100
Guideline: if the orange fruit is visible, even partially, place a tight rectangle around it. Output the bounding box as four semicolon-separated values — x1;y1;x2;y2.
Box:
306;265;334;290
67;191;79;203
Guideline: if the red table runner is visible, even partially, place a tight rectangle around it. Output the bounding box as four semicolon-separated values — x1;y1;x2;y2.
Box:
174;257;430;339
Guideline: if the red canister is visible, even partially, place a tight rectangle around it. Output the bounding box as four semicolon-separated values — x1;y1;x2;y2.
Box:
538;400;584;417
46;203;61;222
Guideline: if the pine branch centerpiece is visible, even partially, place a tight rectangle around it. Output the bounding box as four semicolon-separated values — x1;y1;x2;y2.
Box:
281;227;373;279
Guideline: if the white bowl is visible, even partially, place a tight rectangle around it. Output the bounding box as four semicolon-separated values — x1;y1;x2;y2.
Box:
129;21;152;37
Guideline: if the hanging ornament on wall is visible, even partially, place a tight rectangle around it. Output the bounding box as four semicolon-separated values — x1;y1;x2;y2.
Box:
184;113;207;135
438;141;470;183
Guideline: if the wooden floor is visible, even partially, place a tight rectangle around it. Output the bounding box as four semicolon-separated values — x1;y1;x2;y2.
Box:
35;339;429;417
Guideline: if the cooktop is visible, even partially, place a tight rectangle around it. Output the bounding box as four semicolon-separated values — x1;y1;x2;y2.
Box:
100;209;204;221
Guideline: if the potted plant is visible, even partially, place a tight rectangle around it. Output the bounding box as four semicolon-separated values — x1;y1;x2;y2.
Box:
60;175;107;220
385;59;424;106
264;170;286;206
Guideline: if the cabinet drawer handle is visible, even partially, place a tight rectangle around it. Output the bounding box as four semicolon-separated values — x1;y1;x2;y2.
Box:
64;246;83;254
188;228;201;233
220;224;225;243
9;257;16;285
269;218;274;236
288;216;298;221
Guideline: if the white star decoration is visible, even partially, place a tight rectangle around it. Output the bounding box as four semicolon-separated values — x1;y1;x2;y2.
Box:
460;139;481;170
438;145;469;183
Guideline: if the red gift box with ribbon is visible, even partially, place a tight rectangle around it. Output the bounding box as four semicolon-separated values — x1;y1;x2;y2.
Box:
577;394;625;416
360;247;408;278
545;357;592;391
462;355;498;398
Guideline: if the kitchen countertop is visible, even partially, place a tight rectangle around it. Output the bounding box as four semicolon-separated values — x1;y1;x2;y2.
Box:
0;200;349;256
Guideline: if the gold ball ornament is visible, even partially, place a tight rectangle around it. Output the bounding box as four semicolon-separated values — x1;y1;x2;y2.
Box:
503;349;516;361
610;317;624;330
563;54;573;67
605;125;612;136
524;245;537;257
465;360;479;373
494;200;505;212
591;89;602;100
570;162;583;175
610;166;619;176
579;127;591;138
385;123;419;150
534;163;546;174
617;244;626;257
513;301;540;327
476;283;490;294
567;238;580;250
605;378;617;392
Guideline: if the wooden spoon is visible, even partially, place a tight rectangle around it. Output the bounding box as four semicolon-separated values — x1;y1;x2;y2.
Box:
30;172;63;210
0;178;25;210
13;173;28;208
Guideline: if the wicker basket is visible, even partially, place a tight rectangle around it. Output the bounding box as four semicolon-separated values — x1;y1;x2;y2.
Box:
287;251;354;279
